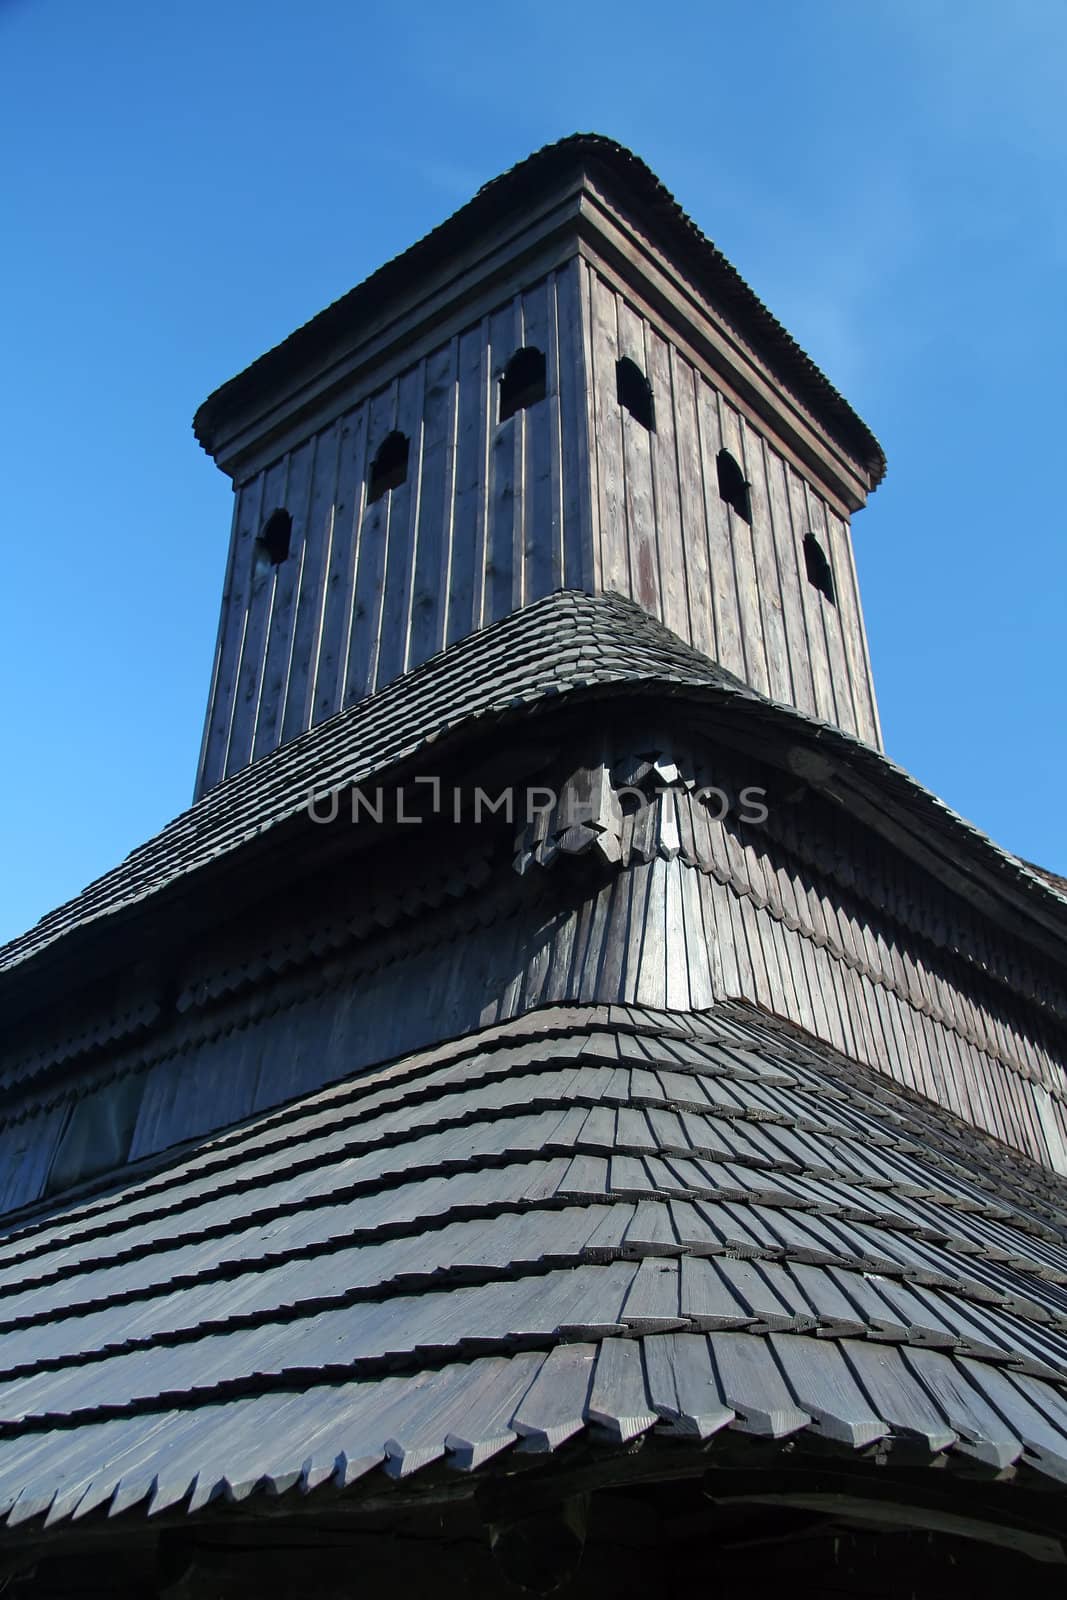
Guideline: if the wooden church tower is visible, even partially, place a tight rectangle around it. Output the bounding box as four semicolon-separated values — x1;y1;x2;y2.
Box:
1;137;1067;1599
193;136;883;797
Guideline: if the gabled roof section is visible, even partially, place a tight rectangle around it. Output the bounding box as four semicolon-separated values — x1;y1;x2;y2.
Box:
1;1001;1067;1536
1;590;1065;987
192;134;885;489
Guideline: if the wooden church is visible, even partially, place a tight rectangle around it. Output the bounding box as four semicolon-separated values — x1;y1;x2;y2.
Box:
1;135;1067;1598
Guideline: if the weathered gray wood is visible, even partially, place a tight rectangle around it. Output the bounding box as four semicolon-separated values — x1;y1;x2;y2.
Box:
763;438;816;716
787;464;836;725
225;457;289;776
617;298;660;614
694;382;744;681
279;421;338;744
519;276;556;604
252;437;315;762
671;347;716;660
194;485;245;795
588;269;628;595
719;397;768;693
408;337;459;669
486;298;524;623
743;419;792;706
556;259;594;591
645;326;690;641
807;487;858;736
374;362;427;690
826;504;880;745
312;397;369;720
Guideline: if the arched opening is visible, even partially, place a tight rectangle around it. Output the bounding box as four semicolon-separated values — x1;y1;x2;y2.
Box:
804;531;836;604
254;508;292;569
615;356;655;431
716;450;751;524
368;430;410;504
499;346;547;421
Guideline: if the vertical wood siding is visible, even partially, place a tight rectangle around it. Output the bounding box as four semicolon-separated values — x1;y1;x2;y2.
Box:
198;263;593;793
197;261;882;796
581;263;881;749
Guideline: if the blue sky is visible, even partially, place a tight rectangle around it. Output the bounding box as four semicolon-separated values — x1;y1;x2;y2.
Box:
1;0;1064;942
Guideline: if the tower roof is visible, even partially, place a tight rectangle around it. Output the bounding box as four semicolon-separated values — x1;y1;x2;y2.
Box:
192;135;886;490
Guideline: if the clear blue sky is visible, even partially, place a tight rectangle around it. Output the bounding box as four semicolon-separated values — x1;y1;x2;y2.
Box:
1;0;1064;943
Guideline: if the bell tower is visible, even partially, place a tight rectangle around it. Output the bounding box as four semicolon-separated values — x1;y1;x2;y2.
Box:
193;135;886;798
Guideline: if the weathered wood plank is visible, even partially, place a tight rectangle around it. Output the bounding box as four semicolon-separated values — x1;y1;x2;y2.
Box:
408;339;458;671
786;466;836;725
645;325;690;639
252;437;315;762
198;474;263;790
226;457;289;775
341;383;396;706
718;397;768;694
312;399;370;721
742;421;792;705
695;377;743;678
825;505;878;744
519;276;557;603
486;297;524;622
671;348;715;660
374;362;427;690
447;317;491;645
617;296;660;614
588;269;628;595
280;421;339;745
807;487;858;735
556;260;594;591
763;440;815;716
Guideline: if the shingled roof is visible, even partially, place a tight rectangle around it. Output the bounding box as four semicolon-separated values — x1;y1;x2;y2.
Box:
192;135;886;487
2;591;1064;988
3;1000;1067;1535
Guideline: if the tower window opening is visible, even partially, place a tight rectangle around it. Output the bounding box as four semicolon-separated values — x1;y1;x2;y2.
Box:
615;356;655;431
368;430;410;503
804;532;836;604
499;346;547;421
254;508;292;570
716;449;751;524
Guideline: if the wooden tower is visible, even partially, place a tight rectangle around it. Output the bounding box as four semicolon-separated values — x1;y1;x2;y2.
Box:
194;136;884;797
2;138;1067;1599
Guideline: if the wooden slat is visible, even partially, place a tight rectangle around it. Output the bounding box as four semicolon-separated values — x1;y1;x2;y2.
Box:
671;348;715;659
588;270;628;595
646;325;690;637
742;417;791;705
341;383;396;706
825;504;879;745
696;382;743;678
408;338;458;670
374;362;427;691
446;317;491;645
718;397;768;694
252;437;315;762
199;474;263;790
280;421;339;745
312;398;370;720
556;260;594;591
226;457;288;776
519;277;556;603
807;487;858;735
485;298;523;623
763;439;816;716
787;464;836;724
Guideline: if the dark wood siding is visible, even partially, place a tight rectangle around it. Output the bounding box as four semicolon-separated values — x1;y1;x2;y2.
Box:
581;263;881;748
197;264;592;793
